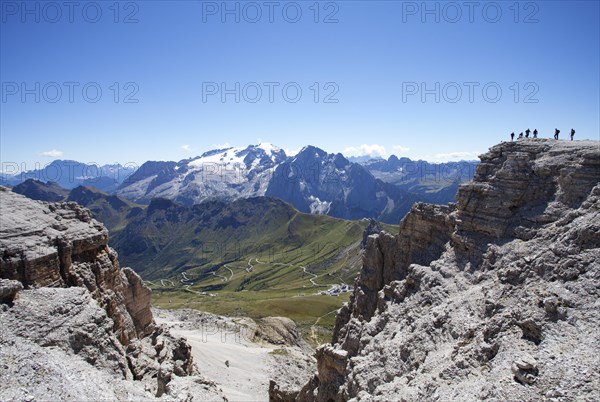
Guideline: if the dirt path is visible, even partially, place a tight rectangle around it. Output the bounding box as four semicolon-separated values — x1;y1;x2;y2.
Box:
272;262;327;288
310;308;339;345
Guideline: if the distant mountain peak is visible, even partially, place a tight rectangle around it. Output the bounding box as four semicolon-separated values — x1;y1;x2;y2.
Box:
255;142;280;155
295;145;328;160
198;147;234;158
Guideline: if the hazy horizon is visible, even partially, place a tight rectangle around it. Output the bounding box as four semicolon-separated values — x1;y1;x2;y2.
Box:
1;140;487;175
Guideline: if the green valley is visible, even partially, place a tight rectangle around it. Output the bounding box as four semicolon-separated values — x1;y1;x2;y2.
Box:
10;181;398;344
109;196;396;344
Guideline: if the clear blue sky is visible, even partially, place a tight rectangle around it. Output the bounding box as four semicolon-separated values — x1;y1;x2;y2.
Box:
1;0;599;169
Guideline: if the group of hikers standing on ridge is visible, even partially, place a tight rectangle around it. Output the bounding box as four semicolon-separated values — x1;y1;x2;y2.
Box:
510;128;575;141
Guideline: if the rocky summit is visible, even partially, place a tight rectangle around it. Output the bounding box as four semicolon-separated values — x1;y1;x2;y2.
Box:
0;189;226;401
272;139;600;401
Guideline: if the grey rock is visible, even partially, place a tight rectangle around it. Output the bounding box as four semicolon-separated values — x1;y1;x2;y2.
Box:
0;188;226;401
360;219;382;249
1;287;131;377
512;354;539;385
288;139;600;401
0;188;150;344
255;316;310;350
0;279;22;303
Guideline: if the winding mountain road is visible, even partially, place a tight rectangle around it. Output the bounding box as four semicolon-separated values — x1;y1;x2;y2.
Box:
151;258;337;293
223;265;234;281
210;271;228;282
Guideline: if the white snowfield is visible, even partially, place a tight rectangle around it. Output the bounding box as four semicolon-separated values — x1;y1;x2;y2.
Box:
117;143;286;205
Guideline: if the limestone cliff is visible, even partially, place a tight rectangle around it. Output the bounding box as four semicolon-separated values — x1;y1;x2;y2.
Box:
280;139;600;401
0;188;225;401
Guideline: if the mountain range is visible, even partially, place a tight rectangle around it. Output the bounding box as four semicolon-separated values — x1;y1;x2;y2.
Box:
5;144;478;224
114;143;477;224
1;160;137;192
116;143;286;206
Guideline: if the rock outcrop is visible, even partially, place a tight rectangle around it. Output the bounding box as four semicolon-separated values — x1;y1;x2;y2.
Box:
254;317;310;349
0;188;153;344
278;139;600;401
0;279;22;304
0;188;225;401
360;219;382;249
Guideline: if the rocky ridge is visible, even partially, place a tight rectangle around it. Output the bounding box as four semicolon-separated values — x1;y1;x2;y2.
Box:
0;188;225;401
275;139;600;401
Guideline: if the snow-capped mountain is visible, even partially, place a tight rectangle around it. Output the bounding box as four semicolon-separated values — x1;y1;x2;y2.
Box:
116;143;287;206
115;143;468;223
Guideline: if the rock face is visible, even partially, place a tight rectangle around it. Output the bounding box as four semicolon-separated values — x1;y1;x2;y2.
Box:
0;188;225;401
0;279;23;303
255;316;311;349
0;189;152;344
266;147;387;219
282;140;600;401
360;219;382;249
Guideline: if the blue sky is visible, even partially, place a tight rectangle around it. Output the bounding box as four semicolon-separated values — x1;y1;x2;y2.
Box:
1;0;599;169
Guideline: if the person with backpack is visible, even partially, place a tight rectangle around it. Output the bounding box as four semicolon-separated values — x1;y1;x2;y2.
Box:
511;132;515;141
525;129;531;138
554;128;560;139
570;128;575;141
519;132;524;139
533;129;538;138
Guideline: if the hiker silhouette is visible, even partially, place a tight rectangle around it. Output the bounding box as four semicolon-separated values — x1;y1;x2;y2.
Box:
525;129;531;138
570;128;575;141
511;132;515;141
533;129;538;138
519;132;524;139
554;128;560;140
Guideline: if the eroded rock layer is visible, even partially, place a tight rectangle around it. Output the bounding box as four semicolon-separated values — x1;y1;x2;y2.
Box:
0;188;225;401
282;139;600;401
